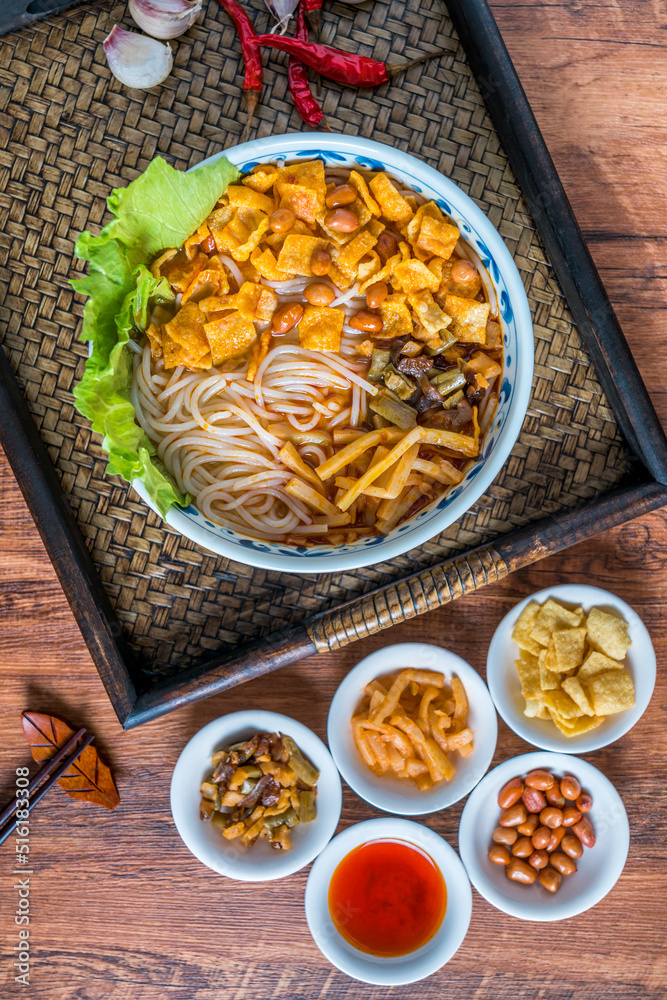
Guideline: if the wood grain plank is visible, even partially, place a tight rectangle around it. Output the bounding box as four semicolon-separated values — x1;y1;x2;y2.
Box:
1;0;667;996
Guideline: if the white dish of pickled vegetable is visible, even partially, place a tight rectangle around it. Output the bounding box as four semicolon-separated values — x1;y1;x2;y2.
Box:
170;710;342;881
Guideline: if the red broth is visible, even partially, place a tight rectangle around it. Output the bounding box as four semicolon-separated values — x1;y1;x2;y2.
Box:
328;839;447;957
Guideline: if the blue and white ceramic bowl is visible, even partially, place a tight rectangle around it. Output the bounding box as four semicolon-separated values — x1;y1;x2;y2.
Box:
133;133;534;572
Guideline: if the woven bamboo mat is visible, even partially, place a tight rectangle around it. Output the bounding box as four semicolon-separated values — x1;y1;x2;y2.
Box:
0;0;632;679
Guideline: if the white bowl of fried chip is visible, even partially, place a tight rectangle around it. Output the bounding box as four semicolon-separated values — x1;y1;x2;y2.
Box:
486;585;656;753
327;642;497;815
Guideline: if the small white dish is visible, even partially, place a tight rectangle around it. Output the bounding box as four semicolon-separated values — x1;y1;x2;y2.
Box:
458;751;629;921
486;584;656;753
304;817;472;984
327;643;497;815
170;710;342;881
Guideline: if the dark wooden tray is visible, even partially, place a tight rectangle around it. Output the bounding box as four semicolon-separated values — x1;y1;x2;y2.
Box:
1;0;666;729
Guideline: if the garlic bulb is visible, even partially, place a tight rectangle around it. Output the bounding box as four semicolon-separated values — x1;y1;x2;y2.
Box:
103;25;173;90
129;0;203;40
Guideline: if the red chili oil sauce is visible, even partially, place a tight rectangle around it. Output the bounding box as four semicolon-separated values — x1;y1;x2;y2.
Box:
327;839;447;957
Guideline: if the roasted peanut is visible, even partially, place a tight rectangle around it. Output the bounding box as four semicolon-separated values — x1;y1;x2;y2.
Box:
450;259;477;284
539;806;564;830
576;792;593;813
268;207;296;233
324;208;359;232
562;806;582;827
375;231;398;264
572;816;596;848
561;833;584;859
538;867;562;893
531;825;552;850
349;310;383;334
201;234;216;254
498;777;524;809
492;825;518;846
271;302;303;335
545;785;566;808
488;845;511;866
522;787;547;813
506;858;537;884
511;837;534;859
499;802;527;827
326;183;357;208
549;852;578;876
546;826;566;852
560;775;582;801
366;281;389;310
310;248;332;276
517;814;539;837
528;849;549;870
525;769;556;790
304;283;335;307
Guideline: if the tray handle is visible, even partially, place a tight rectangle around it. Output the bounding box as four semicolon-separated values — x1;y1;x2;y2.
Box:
307;545;508;653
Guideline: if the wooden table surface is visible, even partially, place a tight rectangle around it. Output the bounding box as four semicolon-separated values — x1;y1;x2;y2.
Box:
1;1;666;997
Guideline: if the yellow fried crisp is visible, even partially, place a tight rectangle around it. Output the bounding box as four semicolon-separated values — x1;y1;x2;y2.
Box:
416;213;460;260
145;321;162;361
539;658;561;691
164;302;210;362
543;689;581;720
211;206;270;262
277;235;328;277
549;712;604;738
359;252;402;293
204;313;257;365
576;650;623;681
369;172;414;225
349;169;381;217
181;267;229;305
511;602;543;655
250;246;291;281
552;627;587;672
276;160;327;224
241;166;279;193
408;290;453;338
298;305;345;352
392;259;441;295
515;651;542;703
444;294;490;344
357;251;382;284
379;294;413;338
586;669;635;715
530;598;584;647
226;184;275;215
234;282;278;322
586;606;631;661
160;250;209;294
183;221;212;260
561;676;595;717
334;230;378;279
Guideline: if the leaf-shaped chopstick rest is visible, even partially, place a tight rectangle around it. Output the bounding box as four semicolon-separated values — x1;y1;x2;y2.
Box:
21;712;120;811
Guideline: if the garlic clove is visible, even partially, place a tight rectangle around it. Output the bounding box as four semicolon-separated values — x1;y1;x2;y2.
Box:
129;0;203;41
103;25;173;90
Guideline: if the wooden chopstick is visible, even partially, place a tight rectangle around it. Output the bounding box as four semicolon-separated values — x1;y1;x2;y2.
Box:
0;731;95;847
0;726;87;831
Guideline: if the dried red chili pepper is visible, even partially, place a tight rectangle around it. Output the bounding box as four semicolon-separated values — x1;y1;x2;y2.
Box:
255;34;446;87
303;0;322;41
217;0;263;140
288;2;328;129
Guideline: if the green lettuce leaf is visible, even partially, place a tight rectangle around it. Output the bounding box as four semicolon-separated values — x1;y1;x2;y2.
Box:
71;154;240;517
